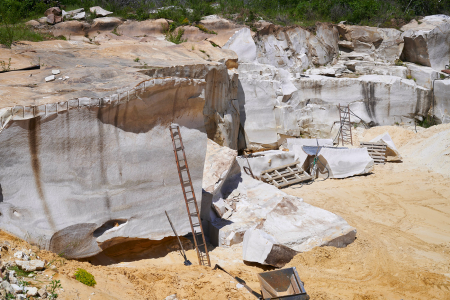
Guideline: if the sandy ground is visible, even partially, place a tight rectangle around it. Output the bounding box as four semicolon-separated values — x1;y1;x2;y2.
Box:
1;125;450;299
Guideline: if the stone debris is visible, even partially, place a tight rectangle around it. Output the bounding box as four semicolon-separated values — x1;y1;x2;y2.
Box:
208;153;357;251
164;294;178;300
90;6;113;17
52;69;60;75
26;287;38;296
25;20;41;27
16;260;45;272
369;132;402;160
45;75;55;82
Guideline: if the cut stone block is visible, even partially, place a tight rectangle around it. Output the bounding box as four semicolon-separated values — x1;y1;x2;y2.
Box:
242;229;297;268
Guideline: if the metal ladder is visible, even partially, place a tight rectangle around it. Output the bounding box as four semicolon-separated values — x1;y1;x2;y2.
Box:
169;124;211;267
338;104;353;146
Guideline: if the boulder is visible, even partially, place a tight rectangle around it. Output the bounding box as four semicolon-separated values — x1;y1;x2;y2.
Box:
45;7;61;17
90;6;113;17
25;20;40;27
38;288;47;298
15;260;45;272
337;24;404;63
52;21;91;39
47;14;55;25
401;15;450;71
369;132;401;160
242;229;298;268
116;19;168;37
318;148;374;178
62;8;84;19
89;17;123;34
38;17;48;25
222;28;257;63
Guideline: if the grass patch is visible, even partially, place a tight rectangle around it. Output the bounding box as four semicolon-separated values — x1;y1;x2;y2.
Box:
8;266;35;278
416;115;437;128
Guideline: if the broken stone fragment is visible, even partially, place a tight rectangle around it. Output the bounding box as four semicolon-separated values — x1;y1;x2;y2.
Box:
47;14;55;25
26;287;38;297
1;281;14;295
242;229;297;268
52;69;60;75
45;7;61;17
15;260;44;272
90;6;113;17
45;75;55;82
38;288;47;298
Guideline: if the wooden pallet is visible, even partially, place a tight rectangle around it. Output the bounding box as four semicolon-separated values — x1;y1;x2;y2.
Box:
360;142;387;165
261;161;313;189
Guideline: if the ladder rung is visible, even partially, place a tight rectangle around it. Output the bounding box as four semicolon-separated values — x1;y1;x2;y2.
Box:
176;146;184;151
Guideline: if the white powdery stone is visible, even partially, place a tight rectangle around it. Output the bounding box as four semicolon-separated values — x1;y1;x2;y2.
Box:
223;28;257;63
15;260;45;272
0;79;208;259
210;161;357;251
434;79;450;124
90;6;113;17
45;75;55;82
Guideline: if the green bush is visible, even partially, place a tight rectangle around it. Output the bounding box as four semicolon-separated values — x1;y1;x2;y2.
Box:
74;268;96;287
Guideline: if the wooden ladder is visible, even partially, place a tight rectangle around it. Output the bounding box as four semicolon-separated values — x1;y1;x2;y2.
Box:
338;104;353;146
169;124;211;267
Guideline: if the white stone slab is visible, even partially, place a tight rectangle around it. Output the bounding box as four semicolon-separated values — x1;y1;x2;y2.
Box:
318;148;374;179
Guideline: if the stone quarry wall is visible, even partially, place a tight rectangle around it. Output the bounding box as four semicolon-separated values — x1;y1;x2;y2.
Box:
0;68;236;259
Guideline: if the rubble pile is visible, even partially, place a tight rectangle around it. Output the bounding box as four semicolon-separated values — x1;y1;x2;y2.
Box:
0;243;53;299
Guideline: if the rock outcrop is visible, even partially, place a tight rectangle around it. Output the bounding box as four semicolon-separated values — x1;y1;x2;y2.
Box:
401;15;450;71
0;39;239;258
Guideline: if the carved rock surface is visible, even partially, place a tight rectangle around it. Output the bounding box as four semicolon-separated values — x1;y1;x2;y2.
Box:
401;15;450;71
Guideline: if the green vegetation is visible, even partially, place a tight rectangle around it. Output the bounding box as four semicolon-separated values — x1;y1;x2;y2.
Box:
48;279;62;299
8;265;35;278
417;115;437;128
74;268;96;287
1;0;450;47
162;24;187;44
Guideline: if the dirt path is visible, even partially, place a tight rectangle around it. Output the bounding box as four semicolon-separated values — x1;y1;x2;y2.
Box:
283;163;450;300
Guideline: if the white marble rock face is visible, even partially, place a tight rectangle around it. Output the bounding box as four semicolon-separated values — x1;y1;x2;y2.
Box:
0;80;208;259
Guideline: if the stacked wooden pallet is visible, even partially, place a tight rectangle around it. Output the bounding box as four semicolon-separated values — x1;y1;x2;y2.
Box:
261;161;312;189
360;142;387;164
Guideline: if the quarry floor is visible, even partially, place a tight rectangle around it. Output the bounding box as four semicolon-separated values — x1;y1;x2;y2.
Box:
2;125;450;300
